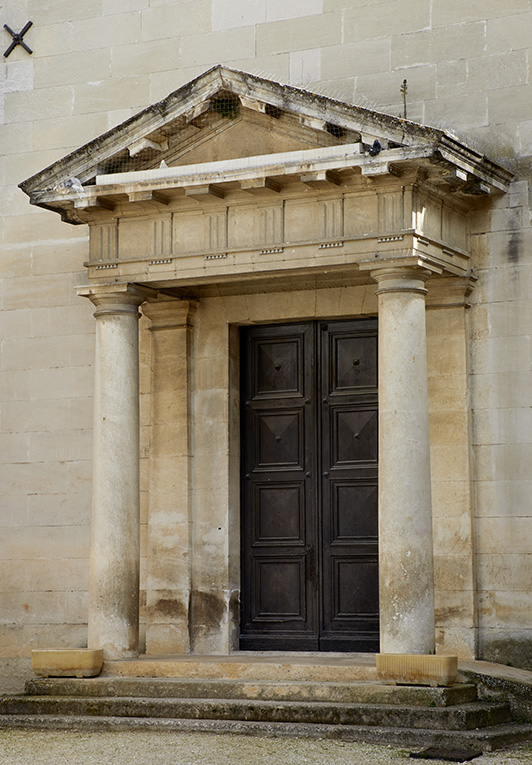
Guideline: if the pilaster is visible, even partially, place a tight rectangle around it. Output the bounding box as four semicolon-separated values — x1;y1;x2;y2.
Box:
426;276;478;658
142;297;197;654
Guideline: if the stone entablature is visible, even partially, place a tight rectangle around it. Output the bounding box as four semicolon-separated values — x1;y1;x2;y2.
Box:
84;172;471;288
19;67;512;295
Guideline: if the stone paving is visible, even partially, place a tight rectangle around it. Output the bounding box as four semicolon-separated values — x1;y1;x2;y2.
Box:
0;730;531;765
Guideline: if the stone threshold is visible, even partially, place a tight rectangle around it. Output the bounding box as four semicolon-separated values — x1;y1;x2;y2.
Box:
103;652;378;682
111;651;376;664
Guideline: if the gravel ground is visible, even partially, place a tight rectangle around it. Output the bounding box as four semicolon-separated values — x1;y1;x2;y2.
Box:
0;730;531;765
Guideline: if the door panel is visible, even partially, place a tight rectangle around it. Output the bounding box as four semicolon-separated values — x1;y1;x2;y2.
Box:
332;407;378;464
240;319;378;652
241;323;317;650
254;483;304;541
334;558;379;616
255;339;303;396
256;410;304;468
331;334;377;392
320;320;379;651
254;558;305;618
333;483;378;539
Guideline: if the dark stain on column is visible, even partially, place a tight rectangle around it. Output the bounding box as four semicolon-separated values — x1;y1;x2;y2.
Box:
508;208;521;264
191;590;226;640
149;596;187;620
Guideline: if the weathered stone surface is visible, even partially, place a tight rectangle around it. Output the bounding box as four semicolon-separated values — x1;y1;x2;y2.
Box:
31;649;103;678
376;654;458;687
3;2;532;685
1;663;531;752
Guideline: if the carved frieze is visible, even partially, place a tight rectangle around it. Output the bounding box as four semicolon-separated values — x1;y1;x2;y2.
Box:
89;222;118;262
442;204;466;252
413;188;467;251
322;198;344;240
284;199;321;243
152;217;172;257
228;205;255;249
173;211;205;253
260;205;283;246
206;211;227;251
378;190;405;233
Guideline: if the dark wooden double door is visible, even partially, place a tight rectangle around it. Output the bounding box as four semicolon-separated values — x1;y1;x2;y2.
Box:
240;319;379;652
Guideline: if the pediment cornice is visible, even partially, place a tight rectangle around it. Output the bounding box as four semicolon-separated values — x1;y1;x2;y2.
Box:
20;66;512;226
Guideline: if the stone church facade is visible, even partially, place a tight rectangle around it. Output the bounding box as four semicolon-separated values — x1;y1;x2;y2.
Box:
1;1;531;690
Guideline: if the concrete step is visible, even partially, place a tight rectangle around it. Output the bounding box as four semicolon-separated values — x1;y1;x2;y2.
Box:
24;677;479;706
0;695;513;731
1;713;531;752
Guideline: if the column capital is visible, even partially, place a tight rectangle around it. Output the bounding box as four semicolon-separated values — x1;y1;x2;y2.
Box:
372;267;431;296
142;297;198;331
360;256;442;296
77;283;154;318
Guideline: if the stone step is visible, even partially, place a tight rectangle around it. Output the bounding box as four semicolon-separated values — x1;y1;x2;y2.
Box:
0;695;513;731
24;677;479;706
103;654;378;682
0;714;531;752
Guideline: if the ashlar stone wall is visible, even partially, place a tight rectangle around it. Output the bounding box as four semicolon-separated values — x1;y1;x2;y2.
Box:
1;0;532;687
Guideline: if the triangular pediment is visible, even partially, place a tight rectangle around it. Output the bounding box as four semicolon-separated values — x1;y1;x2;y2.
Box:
21;66;512;224
151;106;362;167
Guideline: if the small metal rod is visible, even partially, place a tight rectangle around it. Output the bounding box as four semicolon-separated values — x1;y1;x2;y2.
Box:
400;78;408;120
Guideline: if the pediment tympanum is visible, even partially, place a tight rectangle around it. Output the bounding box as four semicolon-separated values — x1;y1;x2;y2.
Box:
21;66;512;294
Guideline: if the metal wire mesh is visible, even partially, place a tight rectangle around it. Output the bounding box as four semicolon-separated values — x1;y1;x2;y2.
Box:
91;92;245;182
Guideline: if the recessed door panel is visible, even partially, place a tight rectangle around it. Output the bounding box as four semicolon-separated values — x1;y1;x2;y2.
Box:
254;558;306;619
253;337;304;398
256;410;303;468
333;482;378;540
331;334;378;393
332;407;378;465
255;483;304;543
334;558;379;618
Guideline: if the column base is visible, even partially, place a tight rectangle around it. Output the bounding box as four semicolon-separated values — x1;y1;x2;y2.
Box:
31;649;104;678
376;654;458;687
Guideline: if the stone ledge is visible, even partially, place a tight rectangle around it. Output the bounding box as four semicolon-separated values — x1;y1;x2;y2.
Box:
31;650;103;678
459;660;532;720
376;654;458;687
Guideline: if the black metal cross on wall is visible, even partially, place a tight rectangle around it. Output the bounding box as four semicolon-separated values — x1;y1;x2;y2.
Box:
3;21;33;58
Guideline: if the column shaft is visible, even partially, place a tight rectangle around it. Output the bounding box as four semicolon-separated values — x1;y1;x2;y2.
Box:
373;267;435;654
83;286;145;659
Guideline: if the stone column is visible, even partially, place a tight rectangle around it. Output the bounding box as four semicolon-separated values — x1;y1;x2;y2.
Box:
371;265;436;654
79;284;146;659
142;298;196;654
